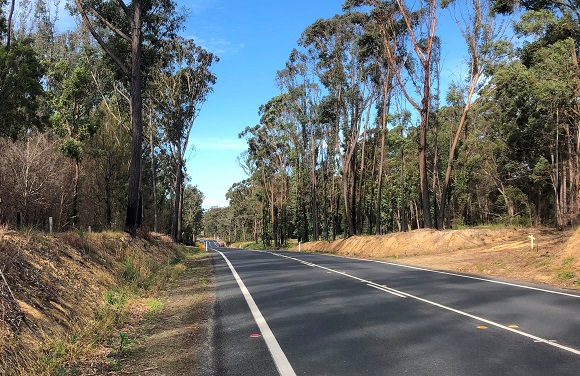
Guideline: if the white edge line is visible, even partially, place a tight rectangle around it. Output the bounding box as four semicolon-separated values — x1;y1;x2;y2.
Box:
265;251;580;357
313;252;580;299
213;249;297;376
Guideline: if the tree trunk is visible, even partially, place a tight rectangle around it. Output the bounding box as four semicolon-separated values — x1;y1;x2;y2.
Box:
376;79;391;235
6;0;15;48
149;111;158;232
311;137;319;241
171;170;181;242
72;158;80;228
356;108;371;235
419;109;432;228
125;1;144;238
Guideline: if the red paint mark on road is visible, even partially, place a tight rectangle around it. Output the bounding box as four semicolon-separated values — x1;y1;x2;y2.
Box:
250;333;261;338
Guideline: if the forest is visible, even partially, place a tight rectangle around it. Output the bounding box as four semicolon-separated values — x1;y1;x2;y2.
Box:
1;1;579;247
204;0;580;246
0;0;213;243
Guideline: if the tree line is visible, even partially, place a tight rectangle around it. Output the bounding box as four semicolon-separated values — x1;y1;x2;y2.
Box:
208;0;580;246
0;0;213;243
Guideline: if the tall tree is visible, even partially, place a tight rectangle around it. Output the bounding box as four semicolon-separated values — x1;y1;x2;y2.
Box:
73;0;182;237
368;0;438;228
0;1;45;140
153;37;217;242
301;12;374;237
437;0;505;228
182;184;204;244
50;61;101;227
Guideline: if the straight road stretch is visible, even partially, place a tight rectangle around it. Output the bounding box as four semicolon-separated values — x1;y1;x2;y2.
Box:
207;244;580;376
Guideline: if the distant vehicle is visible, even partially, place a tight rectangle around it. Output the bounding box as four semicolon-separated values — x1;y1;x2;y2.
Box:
218;242;225;247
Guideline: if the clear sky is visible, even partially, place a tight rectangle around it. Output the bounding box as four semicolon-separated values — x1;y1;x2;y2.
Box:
181;1;349;208
181;0;467;209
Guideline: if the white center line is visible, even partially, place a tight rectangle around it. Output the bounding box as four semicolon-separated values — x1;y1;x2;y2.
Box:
214;249;297;376
264;250;580;357
329;253;580;299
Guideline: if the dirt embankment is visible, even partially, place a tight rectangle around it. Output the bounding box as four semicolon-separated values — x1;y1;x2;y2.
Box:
0;229;199;375
297;227;580;289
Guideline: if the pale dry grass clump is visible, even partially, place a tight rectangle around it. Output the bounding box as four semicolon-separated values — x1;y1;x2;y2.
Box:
561;227;580;263
299;228;524;259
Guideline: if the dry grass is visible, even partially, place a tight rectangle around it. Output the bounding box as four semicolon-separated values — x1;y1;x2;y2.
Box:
0;229;191;375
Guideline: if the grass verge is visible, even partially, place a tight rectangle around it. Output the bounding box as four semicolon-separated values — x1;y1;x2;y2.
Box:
0;231;206;375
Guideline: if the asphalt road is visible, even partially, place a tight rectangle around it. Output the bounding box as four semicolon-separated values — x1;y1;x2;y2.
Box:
207;243;580;375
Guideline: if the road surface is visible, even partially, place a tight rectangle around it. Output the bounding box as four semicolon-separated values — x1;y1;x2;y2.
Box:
206;243;580;375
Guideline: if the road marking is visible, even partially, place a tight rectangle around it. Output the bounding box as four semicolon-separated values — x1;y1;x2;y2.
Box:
367;283;407;298
264;251;580;357
213;249;297;376
327;254;580;299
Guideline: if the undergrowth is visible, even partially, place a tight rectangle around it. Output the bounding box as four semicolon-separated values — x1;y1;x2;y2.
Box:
1;232;198;376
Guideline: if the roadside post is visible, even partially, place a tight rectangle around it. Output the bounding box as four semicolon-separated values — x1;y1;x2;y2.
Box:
528;234;535;250
49;217;53;234
299;241;301;252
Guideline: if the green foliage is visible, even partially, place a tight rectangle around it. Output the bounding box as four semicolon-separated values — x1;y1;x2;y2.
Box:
0;2;6;37
182;185;205;242
557;270;575;281
0;39;45;139
146;298;164;314
50;62;101;161
104;288;128;308
562;256;575;267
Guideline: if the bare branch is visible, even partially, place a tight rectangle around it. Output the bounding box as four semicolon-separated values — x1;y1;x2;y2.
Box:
74;0;130;78
88;5;131;43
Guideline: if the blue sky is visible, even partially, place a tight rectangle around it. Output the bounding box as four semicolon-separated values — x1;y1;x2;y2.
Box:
182;1;348;208
181;0;469;209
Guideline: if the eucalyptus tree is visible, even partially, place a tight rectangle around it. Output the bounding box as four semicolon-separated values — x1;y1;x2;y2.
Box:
348;0;438;228
492;32;579;224
276;49;324;241
182;184;204;244
435;0;507;228
227;179;262;243
73;0;184;237
300;12;375;237
153;37;217;242
345;0;408;234
50;60;101;227
239;95;293;246
487;0;580;225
